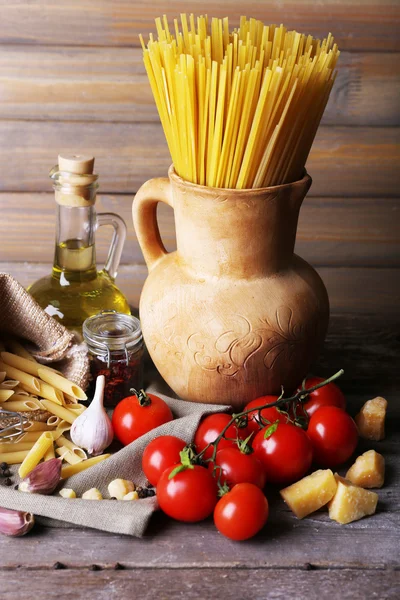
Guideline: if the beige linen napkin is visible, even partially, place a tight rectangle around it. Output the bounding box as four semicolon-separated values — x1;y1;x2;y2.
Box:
0;385;228;536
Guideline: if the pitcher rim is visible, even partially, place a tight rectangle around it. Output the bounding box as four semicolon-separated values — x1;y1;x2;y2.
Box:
168;165;311;195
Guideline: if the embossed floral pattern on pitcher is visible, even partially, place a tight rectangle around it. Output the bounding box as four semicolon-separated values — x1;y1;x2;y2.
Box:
133;167;329;409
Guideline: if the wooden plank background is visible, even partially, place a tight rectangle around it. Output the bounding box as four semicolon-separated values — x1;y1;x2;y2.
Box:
0;0;399;317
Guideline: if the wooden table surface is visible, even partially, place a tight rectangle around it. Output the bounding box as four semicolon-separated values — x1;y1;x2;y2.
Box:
1;314;399;599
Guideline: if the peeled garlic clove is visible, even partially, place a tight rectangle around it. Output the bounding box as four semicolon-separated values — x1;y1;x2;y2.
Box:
19;458;61;495
70;375;113;456
0;507;35;537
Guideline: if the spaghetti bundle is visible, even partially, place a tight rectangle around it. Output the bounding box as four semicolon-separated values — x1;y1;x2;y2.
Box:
140;15;339;189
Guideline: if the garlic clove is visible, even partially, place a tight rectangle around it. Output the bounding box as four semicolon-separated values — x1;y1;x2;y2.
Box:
0;507;35;537
19;458;61;495
70;375;114;456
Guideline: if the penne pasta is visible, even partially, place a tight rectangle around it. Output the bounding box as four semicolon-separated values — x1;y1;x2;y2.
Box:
15;421;55;432
1;352;52;379
0;361;40;394
0;390;14;401
0;371;6;383
64;393;79;404
44;444;56;461
56;447;84;465
38;381;64;405
55;435;86;457
0;441;34;453
47;415;61;427
12;386;30;395
66;403;86;415
40;400;78;424
61;454;111;479
38;368;87;401
0;380;20;390
55;420;71;433
5;398;44;412
7;340;38;363
0;450;30;465
18;430;63;443
18;432;54;477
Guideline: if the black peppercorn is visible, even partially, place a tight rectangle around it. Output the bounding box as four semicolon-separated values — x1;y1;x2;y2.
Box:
0;462;8;471
4;478;12;487
147;489;156;497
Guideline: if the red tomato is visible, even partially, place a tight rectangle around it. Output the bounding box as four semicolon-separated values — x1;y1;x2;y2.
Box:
194;413;249;460
210;447;267;489
253;423;313;485
112;390;173;446
157;465;218;522
244;396;287;434
142;435;186;486
214;483;269;541
307;406;358;467
300;376;346;418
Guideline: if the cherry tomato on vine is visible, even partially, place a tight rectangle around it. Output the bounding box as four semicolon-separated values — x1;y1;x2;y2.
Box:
209;446;267;489
157;465;218;522
253;422;313;485
307;406;358;467
194;413;250;460
214;483;269;541
244;396;287;434
142;435;186;486
299;376;346;418
112;389;173;446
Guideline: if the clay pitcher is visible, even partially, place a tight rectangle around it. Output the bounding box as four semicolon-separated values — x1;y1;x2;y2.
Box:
133;166;329;410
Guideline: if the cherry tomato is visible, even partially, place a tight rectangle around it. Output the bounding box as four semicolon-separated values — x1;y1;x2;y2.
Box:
214;483;269;541
142;435;186;486
157;465;218;522
300;376;346;418
112;389;173;446
244;396;287;435
194;413;250;460
210;447;267;489
253;422;313;485
307;406;358;467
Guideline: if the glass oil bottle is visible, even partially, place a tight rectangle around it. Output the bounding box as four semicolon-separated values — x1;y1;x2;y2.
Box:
28;154;130;330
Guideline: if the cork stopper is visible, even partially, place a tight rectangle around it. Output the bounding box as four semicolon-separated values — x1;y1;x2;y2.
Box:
53;153;98;207
58;154;95;175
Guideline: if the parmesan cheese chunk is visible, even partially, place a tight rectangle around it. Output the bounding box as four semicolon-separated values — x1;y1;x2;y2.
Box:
59;488;77;499
328;475;378;524
355;397;387;441
280;469;337;519
346;450;385;489
82;488;103;500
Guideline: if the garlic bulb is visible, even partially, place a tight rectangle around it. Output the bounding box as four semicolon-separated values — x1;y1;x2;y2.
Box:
70;375;113;455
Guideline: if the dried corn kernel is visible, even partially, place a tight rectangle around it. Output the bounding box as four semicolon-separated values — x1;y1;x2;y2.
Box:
123;491;139;501
82;488;103;500
59;488;77;499
108;479;135;500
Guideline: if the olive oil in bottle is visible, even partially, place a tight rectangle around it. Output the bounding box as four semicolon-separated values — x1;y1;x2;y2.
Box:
28;154;130;330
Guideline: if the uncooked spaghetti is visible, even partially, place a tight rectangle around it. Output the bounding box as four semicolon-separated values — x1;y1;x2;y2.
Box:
140;15;339;189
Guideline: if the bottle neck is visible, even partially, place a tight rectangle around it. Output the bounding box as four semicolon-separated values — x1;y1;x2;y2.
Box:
52;204;97;280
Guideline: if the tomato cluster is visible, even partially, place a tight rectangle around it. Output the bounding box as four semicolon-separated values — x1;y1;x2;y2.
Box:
113;375;358;542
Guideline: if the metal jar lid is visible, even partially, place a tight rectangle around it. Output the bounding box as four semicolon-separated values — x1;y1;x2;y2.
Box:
83;311;143;365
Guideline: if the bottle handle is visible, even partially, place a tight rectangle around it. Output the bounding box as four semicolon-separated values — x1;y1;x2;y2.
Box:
132;177;173;272
96;212;127;280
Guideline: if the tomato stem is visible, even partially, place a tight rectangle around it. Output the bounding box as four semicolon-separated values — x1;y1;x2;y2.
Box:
197;369;344;464
130;388;152;407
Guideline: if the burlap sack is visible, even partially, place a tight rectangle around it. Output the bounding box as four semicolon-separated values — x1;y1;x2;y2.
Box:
0;272;89;389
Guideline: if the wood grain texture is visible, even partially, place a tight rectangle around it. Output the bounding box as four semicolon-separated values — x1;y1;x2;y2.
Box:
3;262;400;316
2;568;400;600
0;122;399;196
0;47;399;126
1;194;399;267
0;1;399;51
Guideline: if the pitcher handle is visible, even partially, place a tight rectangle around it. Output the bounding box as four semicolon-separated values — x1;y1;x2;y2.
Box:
132;177;173;272
96;212;127;280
